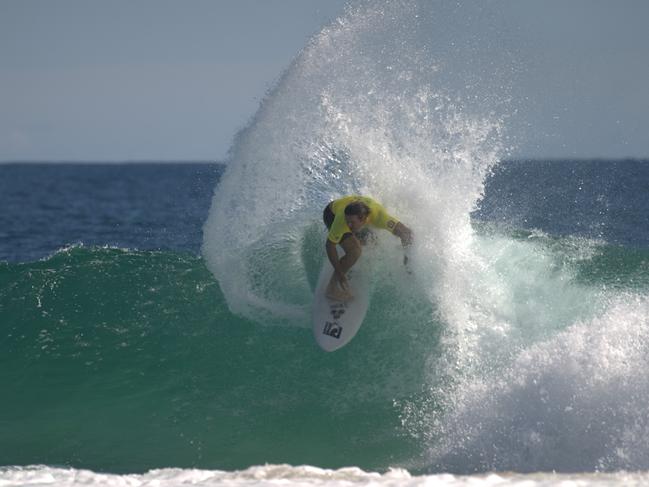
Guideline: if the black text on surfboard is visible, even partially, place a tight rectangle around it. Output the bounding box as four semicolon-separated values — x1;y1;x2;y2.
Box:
323;321;343;339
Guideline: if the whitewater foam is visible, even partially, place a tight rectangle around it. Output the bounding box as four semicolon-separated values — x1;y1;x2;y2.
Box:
3;465;649;487
202;0;512;327
422;292;649;472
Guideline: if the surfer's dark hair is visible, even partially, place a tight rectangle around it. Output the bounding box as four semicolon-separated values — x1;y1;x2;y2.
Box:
345;201;370;218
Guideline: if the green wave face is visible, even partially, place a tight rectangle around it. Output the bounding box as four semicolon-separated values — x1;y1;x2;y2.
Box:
2;225;649;474
0;246;435;473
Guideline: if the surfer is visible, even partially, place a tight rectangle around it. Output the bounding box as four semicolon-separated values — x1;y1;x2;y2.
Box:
322;196;413;301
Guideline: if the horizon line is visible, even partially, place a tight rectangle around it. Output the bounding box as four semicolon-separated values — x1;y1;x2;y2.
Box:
0;160;225;165
2;158;649;165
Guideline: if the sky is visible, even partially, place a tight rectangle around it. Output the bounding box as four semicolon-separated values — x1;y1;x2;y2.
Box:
1;0;648;162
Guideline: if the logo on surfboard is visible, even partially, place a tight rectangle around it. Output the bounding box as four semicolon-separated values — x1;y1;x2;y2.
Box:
330;307;346;320
323;321;343;339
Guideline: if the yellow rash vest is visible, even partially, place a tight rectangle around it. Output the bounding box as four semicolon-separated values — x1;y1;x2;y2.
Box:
327;195;400;244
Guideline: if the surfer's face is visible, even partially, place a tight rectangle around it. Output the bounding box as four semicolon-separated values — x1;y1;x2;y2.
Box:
345;214;366;232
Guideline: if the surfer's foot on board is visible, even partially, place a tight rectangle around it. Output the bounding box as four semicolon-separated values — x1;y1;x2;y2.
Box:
326;281;353;302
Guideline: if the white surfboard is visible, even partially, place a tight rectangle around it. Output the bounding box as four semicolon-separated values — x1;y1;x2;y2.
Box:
312;255;371;352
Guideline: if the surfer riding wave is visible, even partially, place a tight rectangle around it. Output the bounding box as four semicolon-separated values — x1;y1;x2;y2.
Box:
322;196;413;301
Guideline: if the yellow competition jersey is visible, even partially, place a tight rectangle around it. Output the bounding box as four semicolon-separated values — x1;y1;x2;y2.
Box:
327;195;400;244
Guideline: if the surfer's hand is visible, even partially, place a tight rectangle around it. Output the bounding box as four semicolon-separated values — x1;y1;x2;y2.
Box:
395;223;413;247
400;228;413;247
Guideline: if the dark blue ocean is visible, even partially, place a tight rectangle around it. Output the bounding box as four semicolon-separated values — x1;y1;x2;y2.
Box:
2;160;649;262
0;164;222;263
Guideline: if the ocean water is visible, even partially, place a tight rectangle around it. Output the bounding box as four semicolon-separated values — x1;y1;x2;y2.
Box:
3;161;649;486
3;1;649;486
